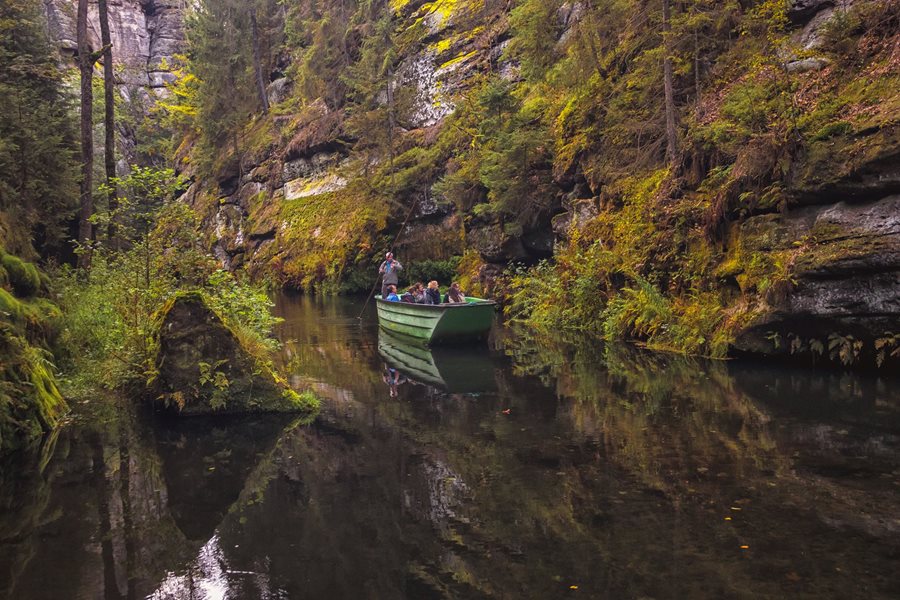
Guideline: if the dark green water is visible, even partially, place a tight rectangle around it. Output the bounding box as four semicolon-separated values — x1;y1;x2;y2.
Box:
1;295;899;599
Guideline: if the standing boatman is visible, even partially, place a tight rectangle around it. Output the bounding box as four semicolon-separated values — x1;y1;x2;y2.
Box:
379;252;403;298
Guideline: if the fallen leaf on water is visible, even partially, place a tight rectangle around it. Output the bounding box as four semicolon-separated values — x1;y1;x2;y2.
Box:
501;409;511;415
740;545;749;550
724;517;732;521
569;585;578;590
730;507;742;511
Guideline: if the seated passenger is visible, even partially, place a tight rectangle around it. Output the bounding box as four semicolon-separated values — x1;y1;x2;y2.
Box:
424;280;441;305
444;282;466;304
384;285;400;302
413;282;426;303
400;285;417;303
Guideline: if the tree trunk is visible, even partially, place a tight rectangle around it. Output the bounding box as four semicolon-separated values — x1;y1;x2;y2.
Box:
250;11;270;113
77;0;93;270
98;0;118;250
694;28;702;116
386;71;395;191
662;0;679;167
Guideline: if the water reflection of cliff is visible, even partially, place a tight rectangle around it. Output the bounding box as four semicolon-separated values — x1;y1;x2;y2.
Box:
270;309;899;598
0;405;293;599
271;297;900;598
2;297;898;599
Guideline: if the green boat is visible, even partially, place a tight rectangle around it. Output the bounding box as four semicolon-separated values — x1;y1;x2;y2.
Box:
377;330;497;393
374;296;496;343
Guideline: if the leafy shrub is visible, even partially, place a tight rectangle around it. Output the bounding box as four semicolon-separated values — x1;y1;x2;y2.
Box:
54;202;282;396
404;256;461;288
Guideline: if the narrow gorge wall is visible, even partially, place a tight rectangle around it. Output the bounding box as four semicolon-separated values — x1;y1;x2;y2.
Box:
161;0;900;366
44;0;186;94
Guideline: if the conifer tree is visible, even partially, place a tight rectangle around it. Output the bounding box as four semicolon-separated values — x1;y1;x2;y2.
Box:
98;0;118;249
77;0;93;269
285;0;356;108
0;0;77;257
342;11;407;184
186;0;283;162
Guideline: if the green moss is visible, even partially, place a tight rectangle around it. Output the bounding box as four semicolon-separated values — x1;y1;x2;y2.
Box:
292;389;321;419
0;251;67;454
0;330;67;455
1;253;41;297
275;184;389;291
24;345;66;430
437;50;477;71
812;120;853;141
0;288;23;321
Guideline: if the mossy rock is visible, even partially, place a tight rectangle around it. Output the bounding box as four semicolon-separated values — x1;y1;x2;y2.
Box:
0;253;41;297
0;288;23;321
150;292;318;417
0;328;67;455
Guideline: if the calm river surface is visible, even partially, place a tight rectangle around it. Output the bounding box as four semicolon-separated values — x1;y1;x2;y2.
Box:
2;295;899;599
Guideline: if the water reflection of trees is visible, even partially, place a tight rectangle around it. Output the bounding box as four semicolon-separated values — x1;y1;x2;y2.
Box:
498;327;786;491
4;301;898;599
267;305;899;598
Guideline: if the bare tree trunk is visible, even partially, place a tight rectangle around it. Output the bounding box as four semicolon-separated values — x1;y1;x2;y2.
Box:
250;10;270;113
694;28;702;116
662;0;679;167
98;0;118;251
386;71;395;191
77;0;93;270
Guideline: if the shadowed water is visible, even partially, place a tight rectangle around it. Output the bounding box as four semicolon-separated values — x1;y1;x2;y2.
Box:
1;294;898;599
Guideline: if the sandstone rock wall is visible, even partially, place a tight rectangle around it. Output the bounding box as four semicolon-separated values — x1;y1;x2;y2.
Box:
727;1;900;364
169;0;898;365
44;0;186;93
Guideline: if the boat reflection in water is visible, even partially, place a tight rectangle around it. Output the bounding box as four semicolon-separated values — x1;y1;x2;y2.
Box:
377;329;497;394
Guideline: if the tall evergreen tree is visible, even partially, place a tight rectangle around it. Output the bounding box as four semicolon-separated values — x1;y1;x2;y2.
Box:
186;0;283;162
98;0;118;249
342;11;406;184
663;0;679;166
77;0;94;269
285;0;357;108
0;0;77;258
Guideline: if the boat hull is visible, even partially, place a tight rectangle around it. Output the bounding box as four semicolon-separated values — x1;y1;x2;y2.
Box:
377;330;497;392
375;297;496;343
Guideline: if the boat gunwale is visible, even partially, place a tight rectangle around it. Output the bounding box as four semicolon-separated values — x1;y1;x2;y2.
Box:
374;297;497;311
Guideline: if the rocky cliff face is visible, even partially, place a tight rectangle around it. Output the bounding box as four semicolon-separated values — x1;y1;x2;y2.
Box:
178;0;550;291
44;0;185;95
727;1;900;365
176;0;898;367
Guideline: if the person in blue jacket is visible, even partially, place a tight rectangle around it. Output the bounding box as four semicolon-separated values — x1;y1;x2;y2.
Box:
384;285;400;302
379;252;403;298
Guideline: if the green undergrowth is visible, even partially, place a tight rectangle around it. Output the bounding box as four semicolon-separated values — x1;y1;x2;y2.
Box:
0;248;67;455
505;170;752;358
148;291;319;416
53;203;291;402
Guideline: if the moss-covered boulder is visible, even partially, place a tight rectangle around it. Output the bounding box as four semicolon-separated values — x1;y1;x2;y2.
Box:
150;292;316;416
0;251;67;456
